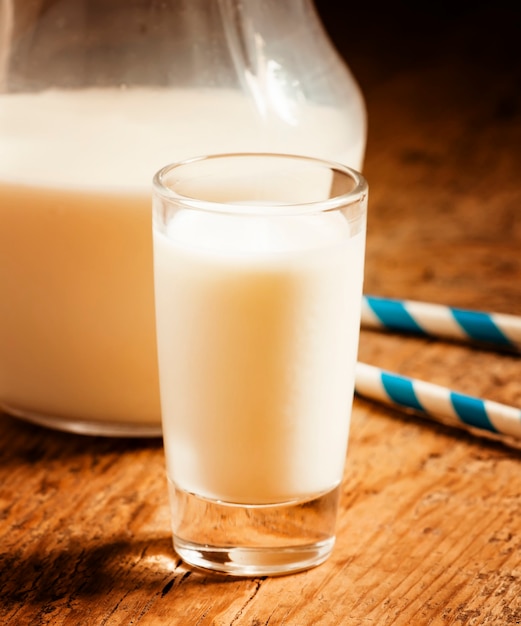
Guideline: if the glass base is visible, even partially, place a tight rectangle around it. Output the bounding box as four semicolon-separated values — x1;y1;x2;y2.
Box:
1;403;162;438
169;481;340;576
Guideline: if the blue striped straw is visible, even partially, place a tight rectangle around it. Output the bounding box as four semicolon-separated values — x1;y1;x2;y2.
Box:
362;295;521;351
355;362;521;441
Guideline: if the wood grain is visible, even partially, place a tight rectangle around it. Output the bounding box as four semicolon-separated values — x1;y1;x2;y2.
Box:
1;2;521;624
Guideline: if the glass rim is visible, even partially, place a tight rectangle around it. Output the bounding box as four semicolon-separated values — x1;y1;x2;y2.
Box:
152;152;368;216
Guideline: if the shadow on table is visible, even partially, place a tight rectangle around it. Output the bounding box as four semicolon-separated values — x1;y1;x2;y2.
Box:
0;533;246;611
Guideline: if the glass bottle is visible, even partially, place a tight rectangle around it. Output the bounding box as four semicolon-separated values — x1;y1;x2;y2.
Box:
0;0;366;436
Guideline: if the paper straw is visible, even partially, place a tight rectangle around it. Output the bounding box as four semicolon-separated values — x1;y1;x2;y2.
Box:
355;361;521;441
361;295;521;351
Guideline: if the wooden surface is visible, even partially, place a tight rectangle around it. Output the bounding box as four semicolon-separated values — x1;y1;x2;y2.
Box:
2;3;521;624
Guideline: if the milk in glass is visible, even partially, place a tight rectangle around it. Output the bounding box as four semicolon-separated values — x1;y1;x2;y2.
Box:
153;206;365;504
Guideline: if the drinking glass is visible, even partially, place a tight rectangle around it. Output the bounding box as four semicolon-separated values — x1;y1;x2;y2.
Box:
152;153;368;576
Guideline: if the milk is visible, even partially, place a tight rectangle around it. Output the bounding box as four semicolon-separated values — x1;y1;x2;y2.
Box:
0;87;365;428
0;183;158;424
154;209;365;504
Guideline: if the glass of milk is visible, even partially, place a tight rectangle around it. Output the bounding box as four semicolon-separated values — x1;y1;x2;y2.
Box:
152;153;367;576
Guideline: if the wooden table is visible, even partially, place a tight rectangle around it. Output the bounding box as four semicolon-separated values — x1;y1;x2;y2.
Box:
2;4;521;624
